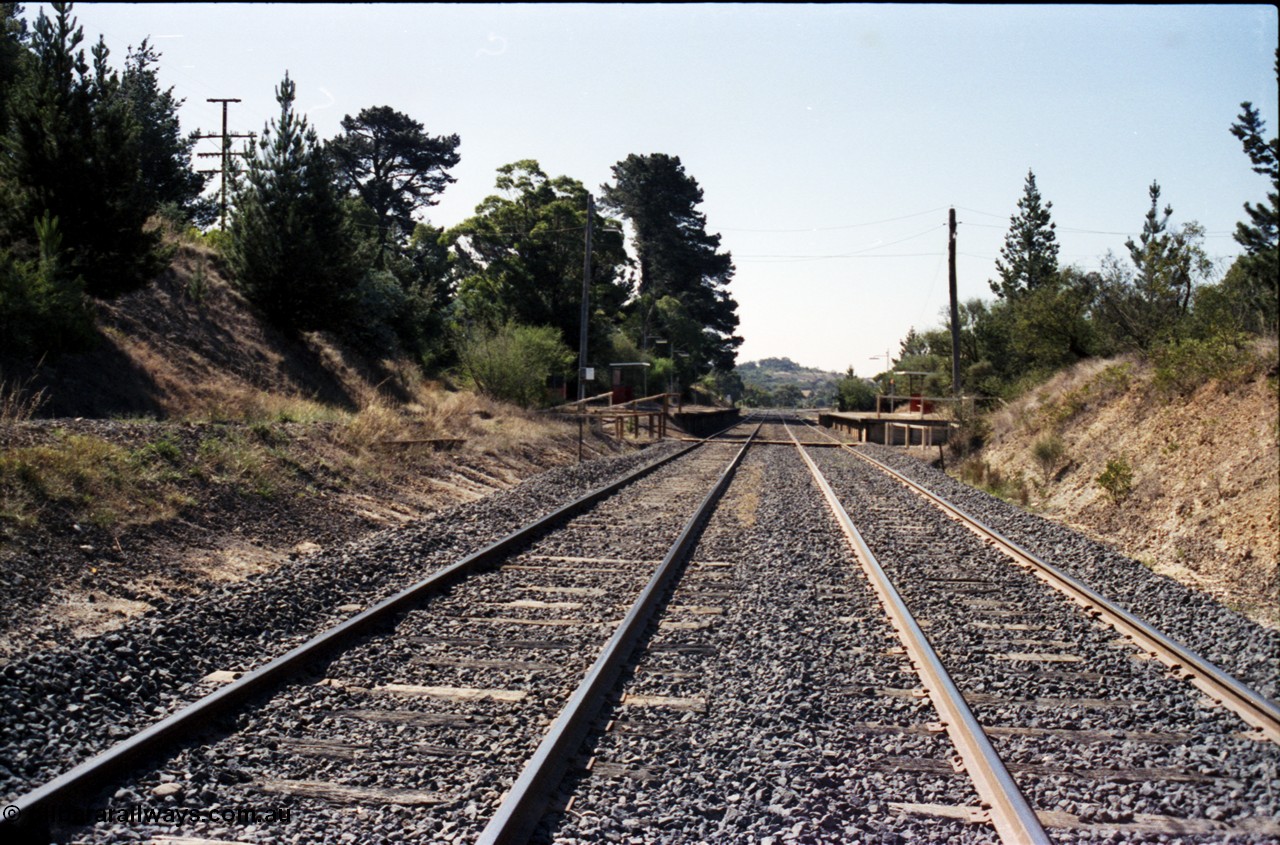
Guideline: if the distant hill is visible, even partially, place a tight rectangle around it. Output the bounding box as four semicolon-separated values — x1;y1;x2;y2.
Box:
736;357;842;407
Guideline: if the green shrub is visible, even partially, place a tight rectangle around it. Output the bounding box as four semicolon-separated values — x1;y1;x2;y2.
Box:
186;256;210;303
127;437;187;485
0;220;95;358
959;457;988;487
342;269;407;354
957;458;1029;506
946;403;990;460
456;321;574;408
1032;434;1066;483
1096;457;1134;505
1011;472;1030;506
1150;333;1266;396
132;437;182;465
836;369;877;412
1042;387;1089;427
198;228;232;255
1090;362;1133;399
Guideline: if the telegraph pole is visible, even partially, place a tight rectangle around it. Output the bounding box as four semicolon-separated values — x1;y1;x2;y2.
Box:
578;193;594;402
577;193;594;462
948;207;961;396
195;98;254;229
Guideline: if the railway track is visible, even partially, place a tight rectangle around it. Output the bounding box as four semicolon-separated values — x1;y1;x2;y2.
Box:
797;417;1278;842
539;418;1279;843
536;428;995;843
2;419;760;844
3;412;1276;843
806;422;1277;840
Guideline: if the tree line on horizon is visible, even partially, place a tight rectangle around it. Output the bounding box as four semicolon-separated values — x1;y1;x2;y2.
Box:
849;52;1278;410
0;2;743;407
3;3;1275;413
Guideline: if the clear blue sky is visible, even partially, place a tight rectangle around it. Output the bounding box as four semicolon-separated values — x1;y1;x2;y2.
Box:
27;3;1279;375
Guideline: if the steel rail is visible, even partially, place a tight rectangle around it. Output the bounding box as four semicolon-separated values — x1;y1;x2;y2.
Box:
824;430;1280;746
1;420;755;843
786;425;1051;845
477;424;762;845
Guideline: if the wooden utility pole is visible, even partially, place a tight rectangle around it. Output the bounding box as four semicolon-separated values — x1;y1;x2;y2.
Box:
195;98;254;229
948;207;961;396
578;193;594;402
577;193;594;462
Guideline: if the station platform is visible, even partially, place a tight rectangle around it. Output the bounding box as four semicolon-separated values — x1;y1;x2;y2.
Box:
818;410;956;447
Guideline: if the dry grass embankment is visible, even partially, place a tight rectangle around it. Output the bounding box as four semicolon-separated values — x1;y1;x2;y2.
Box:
0;233;644;658
0;374;634;657
954;341;1279;628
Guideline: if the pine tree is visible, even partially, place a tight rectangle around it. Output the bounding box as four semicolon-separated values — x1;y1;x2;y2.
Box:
1125;182;1209;320
0;213;93;356
1095;182;1212;350
1;1;160;298
228;72;357;331
0;2;29;137
990;169;1059;300
119;39;209;223
328;105;460;264
601;153;741;376
1225;49;1279;334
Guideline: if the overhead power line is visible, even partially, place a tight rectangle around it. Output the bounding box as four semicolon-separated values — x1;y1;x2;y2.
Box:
955;206;1235;237
720;207;949;233
735;223;945;261
953;205;1006;219
738;252;943;263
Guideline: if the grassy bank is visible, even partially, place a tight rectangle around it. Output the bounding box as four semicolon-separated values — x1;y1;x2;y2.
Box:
955;341;1279;628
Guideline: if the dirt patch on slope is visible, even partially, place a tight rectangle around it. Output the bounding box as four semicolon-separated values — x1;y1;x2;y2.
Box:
966;348;1279;628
